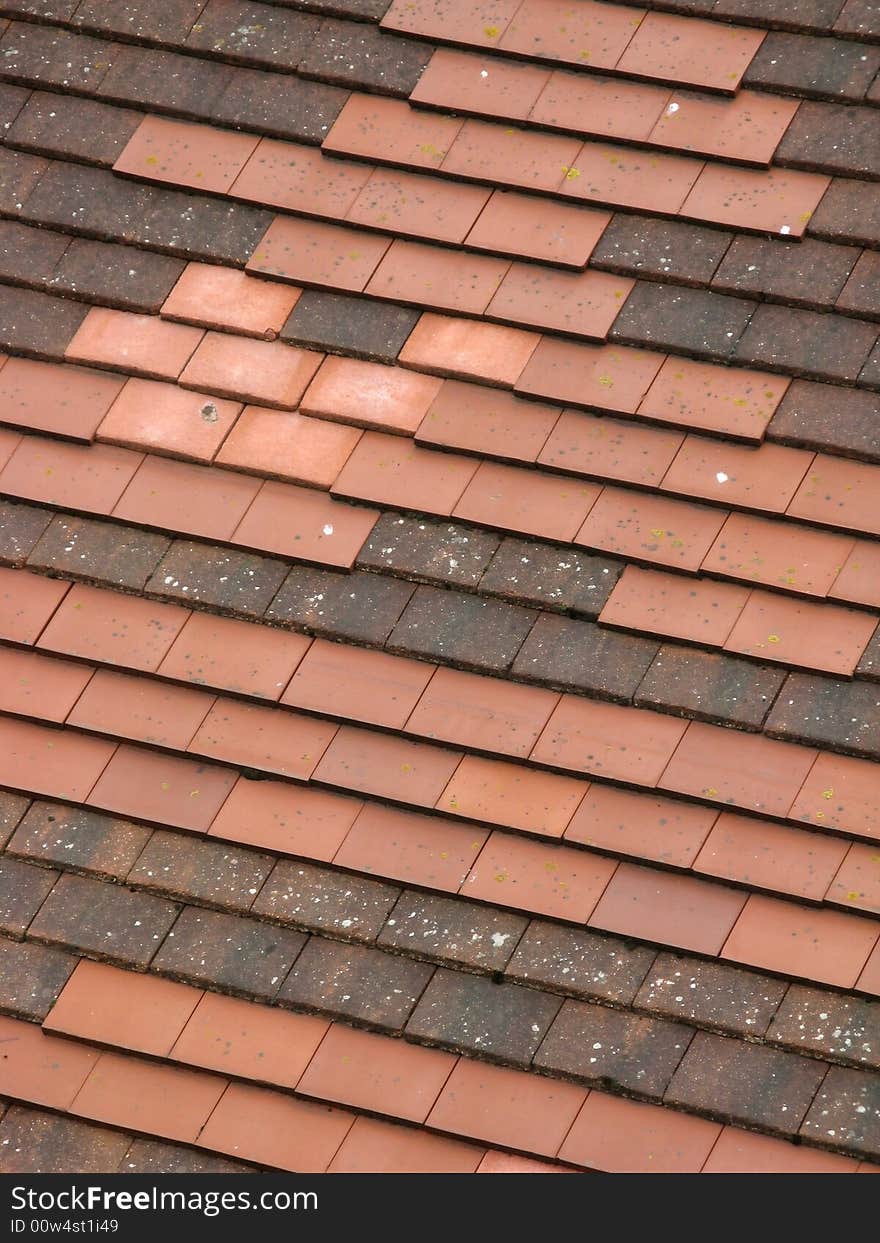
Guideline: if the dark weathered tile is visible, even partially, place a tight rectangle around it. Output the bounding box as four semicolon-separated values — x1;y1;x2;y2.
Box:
119;1138;256;1174
378;890;527;973
590;215;732;287
128;831;274;913
267;565;414;643
49;239;186;313
0;937;75;1020
28;872;178;968
280;290;418;363
712;235;856;310
279;935;433;1030
801;1066;880;1155
809;178;880;249
8;91;141;167
635;645;785;729
734;304;877;383
0;502;53;566
479;538;623;618
0;285;88;359
0;856;57;936
768;380;880;463
0;220;69;287
212;67;346;144
666;1030;828;1134
610;282;756;361
152;904;306;999
513;613;657;701
778;102;878;179
769;984;880;1069
29;516;171;591
635;953;787;1038
146;540;287;618
406;967;562;1066
767;673;880;757
387;583;536;672
357;513;500;588
252;859;399;942
0;22;119;92
298;18;430;95
187;0;321;70
745;32;880;101
8;802;152;881
534;998;693;1098
506;921;657;1005
0;1107;130;1174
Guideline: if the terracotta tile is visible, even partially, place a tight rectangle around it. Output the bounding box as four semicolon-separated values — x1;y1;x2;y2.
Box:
722;894;879;989
788;455;880;538
0;436;143;515
246;216;390;293
179;332;322;410
0;714;113;803
314;725;461;808
703;1126;859;1174
454;459;601;542
532;694;688;785
660;720;816;817
65;307;203;381
515;338;665;414
559;1090;720;1173
723;590;877;676
649;90;799;165
97;378;240;464
209;777;361;860
617;11;764;91
487;264;632;339
702;512;855;596
198;1080;352;1171
347;167;489;244
531;69;669;143
67;667;213;749
442;118;582;193
323;93;463;169
282;638;433;730
365;239;509;315
561;141;703;215
39;582;187;671
639;356;789;443
463;831;616;922
0;357;126;443
539;408;682;487
827;843;880;916
45;960;201;1057
232;479;379;569
172;992;328;1088
789;753;880;841
590;861;747;956
301;356;442;435
398;312;540;387
466;192;610;269
417;379;560;464
215;406;360;487
831;541;880;610
680;164;831;238
576;486;726;572
298;1023;455;1122
438;754;587;837
335;801;486;891
0;426;19;469
662;436;812;514
694;811;848;902
159;611;309;700
327;1115;482;1173
89;744;237;832
332;430;477;516
0;568;68;645
407;666;558;759
188;700;336;780
71;1052;227;1145
0;645;92;723
115;115;258;194
566;784;715;867
161;263;301;338
411;48;549;120
0;1014;98;1111
499;0;642;65
231;138;371;216
598;565;748;647
428;1057;585;1156
113;454;261;542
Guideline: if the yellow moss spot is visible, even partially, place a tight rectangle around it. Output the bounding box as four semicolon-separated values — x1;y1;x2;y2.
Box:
822;788;834;799
494;871;507;883
145;155;159;166
484;25;500;37
400;762;412;774
189;789;200;798
650;528;666;538
561;165;581;180
847;891;860;902
597;374;613;388
160;782;169;791
704;786;718;797
767;634;781;644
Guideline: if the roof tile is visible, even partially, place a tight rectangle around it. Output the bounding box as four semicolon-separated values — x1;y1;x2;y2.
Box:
454;459;602;543
378;888;527;973
187;698;336;779
789;751;880;840
437;753;587;837
0;1015;98;1111
38;581;188;671
693;810;848;901
599;564;749;646
463;830;617;922
723;590;877;676
702;511;855;596
196;1081;352;1172
157;609;310;699
246;215;391;291
89;743;237;831
67;667;214;749
209;776;361;860
332;430;478;515
558;1090;721;1173
335;801;487;891
576;486;726;572
302;356;442;433
327;1114;481;1173
565;784;716;867
635;952;786;1038
532;693;688;784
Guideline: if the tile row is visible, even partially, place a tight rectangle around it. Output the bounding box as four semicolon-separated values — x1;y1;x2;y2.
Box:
37;960;880;1167
4;788;880;1076
323;94;830;237
116;114;614;271
411;48;800;165
1;1009;866;1173
381;1;767;94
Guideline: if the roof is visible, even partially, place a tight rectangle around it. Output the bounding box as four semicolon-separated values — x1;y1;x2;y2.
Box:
0;0;878;1176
